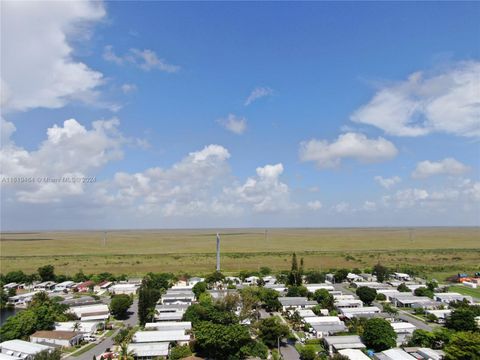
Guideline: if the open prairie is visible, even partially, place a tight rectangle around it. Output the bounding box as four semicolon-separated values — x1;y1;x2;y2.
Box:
1;227;479;279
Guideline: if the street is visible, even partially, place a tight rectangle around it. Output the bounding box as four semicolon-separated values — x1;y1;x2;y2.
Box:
69;299;138;360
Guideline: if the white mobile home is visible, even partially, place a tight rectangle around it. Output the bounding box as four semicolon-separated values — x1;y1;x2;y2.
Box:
0;340;52;360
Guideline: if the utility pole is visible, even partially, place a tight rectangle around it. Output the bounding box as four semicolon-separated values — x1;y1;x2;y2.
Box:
216;233;221;272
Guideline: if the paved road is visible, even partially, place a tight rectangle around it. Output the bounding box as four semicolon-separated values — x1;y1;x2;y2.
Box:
280;343;301;360
71;299;138;360
336;282;434;331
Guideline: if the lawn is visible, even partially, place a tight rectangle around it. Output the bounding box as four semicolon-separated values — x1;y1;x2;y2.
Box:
449;285;480;300
1;227;479;277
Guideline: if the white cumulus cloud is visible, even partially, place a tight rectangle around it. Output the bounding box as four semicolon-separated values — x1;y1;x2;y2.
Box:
1;0;105;112
225;163;295;212
217;114;247;135
351;61;480;137
374;175;402;189
299;132;398;168
412;158;470;179
103;46;179;73
307;200;323;210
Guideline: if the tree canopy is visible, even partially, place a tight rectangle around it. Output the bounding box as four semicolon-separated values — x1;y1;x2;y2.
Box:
257;317;290;348
356;286;377;305
194;321;251;360
362;318;396;352
444;331;480;360
110;294;133;319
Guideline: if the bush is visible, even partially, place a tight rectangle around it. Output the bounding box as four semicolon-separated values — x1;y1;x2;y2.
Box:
376;293;386;301
414;287;434;298
239;341;268;360
169;345;192;360
298;345;317;360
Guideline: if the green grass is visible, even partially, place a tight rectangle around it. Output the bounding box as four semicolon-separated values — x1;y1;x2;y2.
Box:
1;227;479;276
71;343;97;357
449;285;480;299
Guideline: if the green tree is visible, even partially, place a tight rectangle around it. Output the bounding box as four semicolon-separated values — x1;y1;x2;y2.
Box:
260;267;272;276
313;289;334;310
194;321;251;359
110;294;133;319
333;269;349;283
445;308;478;332
137;286;161;326
304;271;325;284
239;341;269;360
287;253;302;286
397;283;410;292
444;331;480;360
407;329;436;347
414;287;434;298
37;265;55;282
257;317;290;348
426;280;438;292
0;288;9;310
376;293;386;301
298;345;317;360
286;285;308;297
259;288;281;312
0;292;68;341
372;264;389;283
192;281;207;298
117;342;134;360
356;287;377;305
205;271;225;285
34;349;62;360
113;327;133;345
362;318;396;352
4;271;28;284
169;344;192;360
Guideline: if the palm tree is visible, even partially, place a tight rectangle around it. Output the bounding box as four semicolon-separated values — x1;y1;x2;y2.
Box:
117;342;134;360
72;321;81;345
147;308;156;323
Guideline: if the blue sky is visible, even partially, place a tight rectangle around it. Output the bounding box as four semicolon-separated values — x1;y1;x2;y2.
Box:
1;1;479;230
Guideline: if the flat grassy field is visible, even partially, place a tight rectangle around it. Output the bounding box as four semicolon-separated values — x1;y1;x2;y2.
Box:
1;227;479;279
449;285;480;299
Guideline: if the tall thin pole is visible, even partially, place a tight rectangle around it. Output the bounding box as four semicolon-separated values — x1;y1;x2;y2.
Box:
216;233;220;272
103;232;107;247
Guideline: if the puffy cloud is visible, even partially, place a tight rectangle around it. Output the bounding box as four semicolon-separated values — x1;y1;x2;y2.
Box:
121;83;137;94
225;163;295;212
351;61;480;137
1;118;124;203
362;201;377;211
244;86;273;106
332;202;351;213
103;46;180;73
299;132;398;168
385;188;430;208
307;200;323;210
412;158;470;179
1;1;105;112
217;114;247;135
374;175;401;189
105;144;235;216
